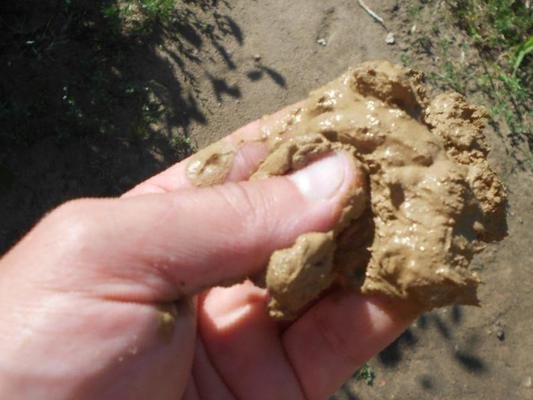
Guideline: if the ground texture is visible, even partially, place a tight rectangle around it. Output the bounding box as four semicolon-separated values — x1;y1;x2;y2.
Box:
1;1;532;399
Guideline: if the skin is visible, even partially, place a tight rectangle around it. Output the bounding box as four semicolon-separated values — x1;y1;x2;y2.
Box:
0;106;415;400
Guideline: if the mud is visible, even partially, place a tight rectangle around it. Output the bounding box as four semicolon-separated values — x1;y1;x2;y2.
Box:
187;61;507;320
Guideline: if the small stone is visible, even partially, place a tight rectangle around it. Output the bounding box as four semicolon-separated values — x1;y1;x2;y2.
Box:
496;328;505;341
317;38;327;46
410;24;417;34
385;32;396;45
253;54;262;62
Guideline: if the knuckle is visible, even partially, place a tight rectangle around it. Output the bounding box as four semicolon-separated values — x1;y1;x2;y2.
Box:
213;183;268;237
44;199;101;255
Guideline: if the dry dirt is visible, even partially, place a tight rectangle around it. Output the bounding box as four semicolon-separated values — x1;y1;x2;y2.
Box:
1;1;532;399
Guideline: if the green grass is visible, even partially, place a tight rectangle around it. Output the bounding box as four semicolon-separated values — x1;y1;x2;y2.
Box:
429;61;471;94
447;0;531;51
0;0;202;158
407;4;423;18
102;0;178;34
400;54;413;67
513;36;533;76
138;0;176;19
354;364;375;386
444;0;532;146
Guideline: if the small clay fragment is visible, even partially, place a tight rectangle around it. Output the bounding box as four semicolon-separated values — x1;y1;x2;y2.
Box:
186;141;235;187
186;60;507;320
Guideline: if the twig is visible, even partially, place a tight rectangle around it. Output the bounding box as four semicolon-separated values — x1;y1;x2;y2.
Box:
357;0;388;30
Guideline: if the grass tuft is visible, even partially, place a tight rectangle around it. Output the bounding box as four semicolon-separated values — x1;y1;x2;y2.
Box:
355;364;376;386
102;0;179;35
442;0;532;154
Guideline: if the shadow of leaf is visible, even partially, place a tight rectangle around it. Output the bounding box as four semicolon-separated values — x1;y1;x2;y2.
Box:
454;350;487;374
246;69;263;81
417;374;435;391
262;66;287;87
431;314;452;340
0;0;247;253
220;15;243;45
378;328;418;367
246;66;287;88
451;304;462;324
173;18;204;48
208;73;241;101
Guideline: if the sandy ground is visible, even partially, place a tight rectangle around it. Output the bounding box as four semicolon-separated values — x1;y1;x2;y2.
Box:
172;2;533;398
1;1;532;398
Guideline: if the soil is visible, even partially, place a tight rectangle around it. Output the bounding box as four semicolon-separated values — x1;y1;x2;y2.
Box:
1;1;532;399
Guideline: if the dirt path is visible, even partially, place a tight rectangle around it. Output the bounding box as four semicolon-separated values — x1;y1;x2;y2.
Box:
1;1;531;398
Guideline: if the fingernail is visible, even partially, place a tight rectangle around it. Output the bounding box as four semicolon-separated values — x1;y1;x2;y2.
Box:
289;152;347;201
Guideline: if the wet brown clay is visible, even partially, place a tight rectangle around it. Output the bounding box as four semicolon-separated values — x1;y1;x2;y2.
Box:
186;61;507;320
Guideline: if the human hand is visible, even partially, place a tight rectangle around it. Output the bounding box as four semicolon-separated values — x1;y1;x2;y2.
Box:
0;107;414;400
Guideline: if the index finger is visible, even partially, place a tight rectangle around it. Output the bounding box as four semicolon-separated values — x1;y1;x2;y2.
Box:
124;103;303;197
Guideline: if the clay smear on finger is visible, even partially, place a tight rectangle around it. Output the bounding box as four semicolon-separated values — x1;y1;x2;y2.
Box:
187;61;507;320
185;103;304;187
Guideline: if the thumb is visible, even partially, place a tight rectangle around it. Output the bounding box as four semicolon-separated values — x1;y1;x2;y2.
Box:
4;152;365;302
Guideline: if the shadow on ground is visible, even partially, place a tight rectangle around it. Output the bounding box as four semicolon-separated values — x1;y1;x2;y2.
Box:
379;305;489;378
0;0;286;253
332;304;490;399
379;305;488;396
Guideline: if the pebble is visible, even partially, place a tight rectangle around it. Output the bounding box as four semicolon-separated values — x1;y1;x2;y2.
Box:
385;32;396;45
494;321;505;341
253;53;262;62
316;38;327;46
